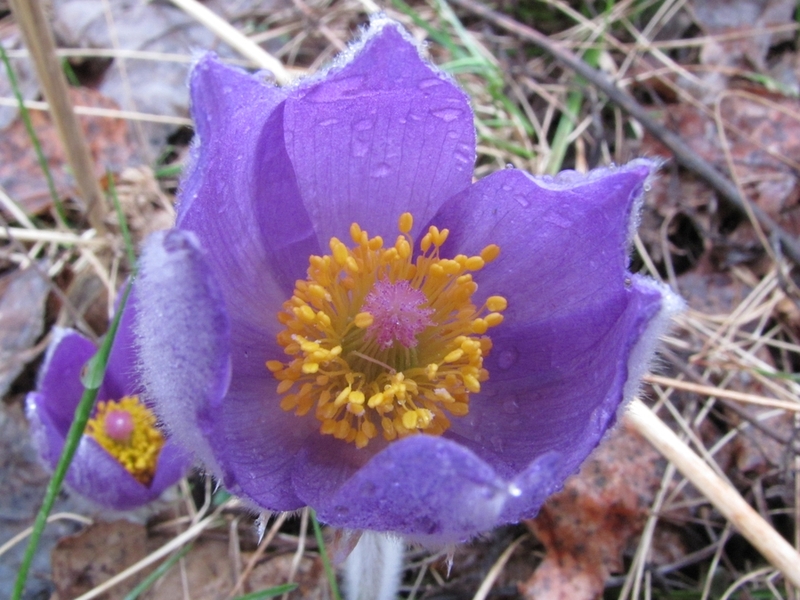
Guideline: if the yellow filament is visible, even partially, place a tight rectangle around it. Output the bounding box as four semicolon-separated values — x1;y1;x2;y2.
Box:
269;212;507;448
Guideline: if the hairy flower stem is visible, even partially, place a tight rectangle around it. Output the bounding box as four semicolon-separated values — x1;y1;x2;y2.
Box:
343;532;404;600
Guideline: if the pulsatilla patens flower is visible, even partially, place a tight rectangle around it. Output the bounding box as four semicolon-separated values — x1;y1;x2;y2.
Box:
136;18;680;543
26;292;191;510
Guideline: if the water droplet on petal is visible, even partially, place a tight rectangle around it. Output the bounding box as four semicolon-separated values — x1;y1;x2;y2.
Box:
319;118;339;127
370;163;392;178
418;77;443;90
351;141;369;157
497;348;518;370
431;108;462;122
514;195;530;208
353;118;373;131
505;163;515;169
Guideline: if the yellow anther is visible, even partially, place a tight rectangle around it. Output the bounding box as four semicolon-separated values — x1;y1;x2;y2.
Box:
349;390;366;405
334;387;351;407
355;431;369;448
345;256;360;273
471;319;488;334
301;362;319;374
426;363;438;379
402;410;419;429
481;244;501;262
420;233;432;252
331;239;348;265
362;420;377;439
296;305;316;323
486;296;508;311
444;349;464;363
465;256;485;270
485;313;504;327
396;237;411;259
266;360;283;372
398;212;413;234
354;312;374;328
441;260;461;275
277;379;294;394
464;374;481;393
308;284;330;302
334;420;351;439
350;223;362;243
367;392;385;408
368;236;383;250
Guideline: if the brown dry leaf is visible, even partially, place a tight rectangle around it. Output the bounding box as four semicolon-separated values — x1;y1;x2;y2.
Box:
0;264;49;396
51;520;147;600
643;94;800;239
0;87;137;218
687;0;795;95
519;423;664;600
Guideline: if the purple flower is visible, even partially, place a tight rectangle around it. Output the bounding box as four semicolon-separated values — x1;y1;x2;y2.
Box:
136;18;680;544
26;290;191;511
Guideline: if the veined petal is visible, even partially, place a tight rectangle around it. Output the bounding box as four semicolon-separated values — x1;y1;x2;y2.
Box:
178;55;308;350
295;435;511;543
284;19;475;244
433;160;655;321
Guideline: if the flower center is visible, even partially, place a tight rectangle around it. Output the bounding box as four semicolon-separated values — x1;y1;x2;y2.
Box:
84;396;165;486
267;213;507;449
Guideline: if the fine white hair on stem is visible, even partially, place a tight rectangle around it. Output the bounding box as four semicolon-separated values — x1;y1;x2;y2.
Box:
343;531;405;600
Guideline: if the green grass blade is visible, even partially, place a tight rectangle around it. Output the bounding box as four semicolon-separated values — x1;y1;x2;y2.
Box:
122;544;193;600
12;279;134;600
310;510;342;600
0;41;69;227
233;583;300;600
107;171;137;270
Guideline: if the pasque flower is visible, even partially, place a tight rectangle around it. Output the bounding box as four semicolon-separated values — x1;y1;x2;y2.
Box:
26;291;191;510
136;17;680;543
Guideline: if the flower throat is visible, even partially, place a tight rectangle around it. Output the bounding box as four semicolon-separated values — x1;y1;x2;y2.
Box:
268;213;506;449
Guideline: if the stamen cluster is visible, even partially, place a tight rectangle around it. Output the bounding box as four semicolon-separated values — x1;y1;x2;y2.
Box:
85;396;165;485
268;213;507;449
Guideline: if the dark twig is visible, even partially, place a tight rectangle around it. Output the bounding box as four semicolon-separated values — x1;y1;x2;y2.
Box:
449;0;800;266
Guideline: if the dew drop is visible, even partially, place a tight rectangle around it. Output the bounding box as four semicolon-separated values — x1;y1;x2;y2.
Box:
644;183;652;192
319;118;339;127
454;152;471;164
351;141;369;157
514;195;530;208
431;108;462;122
447;131;458;139
370;163;392;178
353;118;373;131
418;77;443;90
505;163;515;169
497;348;518;370
501;184;512;192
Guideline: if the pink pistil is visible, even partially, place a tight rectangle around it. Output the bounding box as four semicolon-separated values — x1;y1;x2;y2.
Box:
363;279;433;348
104;409;135;442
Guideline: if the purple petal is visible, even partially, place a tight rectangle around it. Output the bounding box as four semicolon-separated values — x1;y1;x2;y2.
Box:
284;20;475;244
33;328;95;434
214;376;311;510
136;229;231;478
178;54;305;351
299;435;512;543
150;440;194;495
434;160;655;320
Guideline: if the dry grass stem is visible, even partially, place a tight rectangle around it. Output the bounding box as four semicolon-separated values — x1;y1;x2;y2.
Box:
8;0;107;233
626;399;800;589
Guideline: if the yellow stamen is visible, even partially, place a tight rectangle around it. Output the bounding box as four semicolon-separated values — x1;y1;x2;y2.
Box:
268;213;507;448
84;396;164;486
